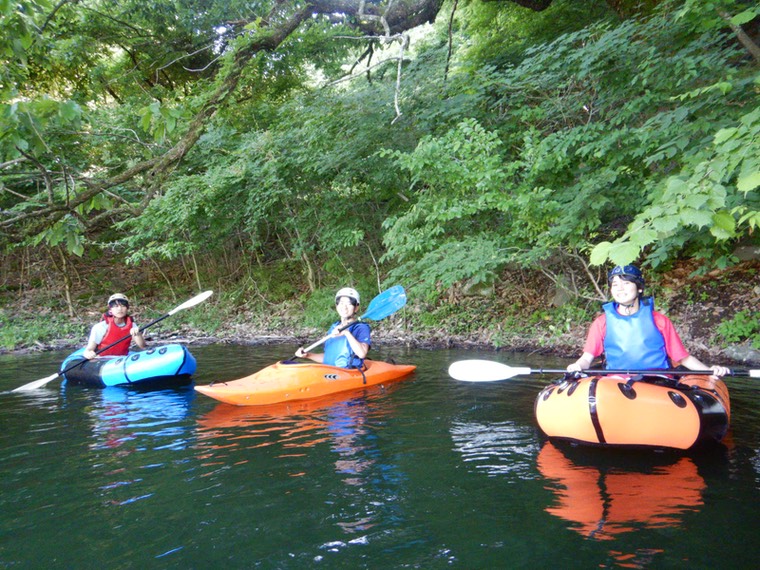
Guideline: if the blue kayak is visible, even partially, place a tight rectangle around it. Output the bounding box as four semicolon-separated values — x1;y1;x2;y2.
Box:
60;344;197;388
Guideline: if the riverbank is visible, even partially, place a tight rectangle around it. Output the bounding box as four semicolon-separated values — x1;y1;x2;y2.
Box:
3;305;758;368
2;261;758;366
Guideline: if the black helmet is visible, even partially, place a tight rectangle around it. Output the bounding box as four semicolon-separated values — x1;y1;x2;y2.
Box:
608;265;645;289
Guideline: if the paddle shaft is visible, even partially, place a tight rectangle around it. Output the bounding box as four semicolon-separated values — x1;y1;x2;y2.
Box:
447;359;758;382
59;313;172;376
534;367;750;377
303;320;362;353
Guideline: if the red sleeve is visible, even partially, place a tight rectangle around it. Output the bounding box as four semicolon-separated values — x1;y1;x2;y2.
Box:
653;312;690;363
582;314;606;357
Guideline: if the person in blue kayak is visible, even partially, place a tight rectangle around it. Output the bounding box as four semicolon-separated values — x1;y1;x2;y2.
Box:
567;265;730;377
83;293;146;359
295;287;371;368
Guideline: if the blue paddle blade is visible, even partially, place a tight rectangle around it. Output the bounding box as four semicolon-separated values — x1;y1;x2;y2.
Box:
360;285;407;321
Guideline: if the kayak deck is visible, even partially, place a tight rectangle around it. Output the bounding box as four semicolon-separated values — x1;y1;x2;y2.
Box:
195;359;416;406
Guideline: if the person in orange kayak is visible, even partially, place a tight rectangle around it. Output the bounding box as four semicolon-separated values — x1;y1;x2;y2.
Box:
83;293;146;359
295;287;371;368
567;265;730;377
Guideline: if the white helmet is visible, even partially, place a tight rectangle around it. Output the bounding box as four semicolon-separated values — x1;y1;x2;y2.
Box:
107;293;130;305
335;287;360;305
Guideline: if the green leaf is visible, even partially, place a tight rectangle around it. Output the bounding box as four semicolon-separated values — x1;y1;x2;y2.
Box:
139;108;152;131
737;171;760;193
712;210;735;231
652;214;681;233
713;127;737;145
731;10;758;26
589;241;611;266
58;100;80;122
153;123;165;143
665;177;688;196
710;210;736;240
680;208;713;228
608;241;641;266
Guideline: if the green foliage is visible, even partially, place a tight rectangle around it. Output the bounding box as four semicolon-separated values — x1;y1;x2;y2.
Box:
138;101;189;144
381;1;758;297
2;0;758;313
675;0;759;34
247;261;302;305
298;278;380;330
0;309;85;351
591;103;760;268
0;0;49;99
0;96;84;161
29;214;85;256
380;118;515;299
299;288;341;330
716;309;760;349
414;298;499;336
456;0;617;68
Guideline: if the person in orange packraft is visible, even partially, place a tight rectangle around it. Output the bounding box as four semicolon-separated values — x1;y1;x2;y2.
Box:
567;265;729;377
83;293;146;359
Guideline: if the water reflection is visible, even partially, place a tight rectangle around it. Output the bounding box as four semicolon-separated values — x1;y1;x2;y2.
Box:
450;420;538;479
85;387;195;451
195;384;402;449
537;442;705;540
72;387;196;507
194;386;407;537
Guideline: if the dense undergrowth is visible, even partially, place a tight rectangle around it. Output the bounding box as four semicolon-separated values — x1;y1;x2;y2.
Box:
2;258;758;367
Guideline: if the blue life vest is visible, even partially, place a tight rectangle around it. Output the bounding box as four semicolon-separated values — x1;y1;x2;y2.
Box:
603;296;669;370
323;321;371;369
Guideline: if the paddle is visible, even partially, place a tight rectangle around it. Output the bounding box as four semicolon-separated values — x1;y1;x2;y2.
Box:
12;290;214;392
448;359;759;382
299;285;407;354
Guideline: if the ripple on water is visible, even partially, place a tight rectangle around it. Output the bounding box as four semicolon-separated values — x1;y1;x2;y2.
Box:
450;420;539;479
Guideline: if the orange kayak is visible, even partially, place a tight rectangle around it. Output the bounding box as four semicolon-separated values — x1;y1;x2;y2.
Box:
535;374;730;450
194;359;416;406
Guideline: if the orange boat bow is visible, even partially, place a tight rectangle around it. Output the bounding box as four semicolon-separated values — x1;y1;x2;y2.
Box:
535;374;730;450
195;359;416;406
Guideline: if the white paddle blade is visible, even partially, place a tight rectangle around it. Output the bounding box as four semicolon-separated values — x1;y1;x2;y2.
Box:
751;369;759;378
168;290;213;315
448;360;531;382
12;373;61;393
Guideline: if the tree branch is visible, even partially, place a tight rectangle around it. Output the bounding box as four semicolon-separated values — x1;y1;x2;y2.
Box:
7;0;452;240
718;9;760;64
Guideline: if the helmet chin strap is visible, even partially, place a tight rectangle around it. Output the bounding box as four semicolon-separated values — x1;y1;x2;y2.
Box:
618;294;641;314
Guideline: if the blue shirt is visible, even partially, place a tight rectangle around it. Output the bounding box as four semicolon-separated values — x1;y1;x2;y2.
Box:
323;322;371;368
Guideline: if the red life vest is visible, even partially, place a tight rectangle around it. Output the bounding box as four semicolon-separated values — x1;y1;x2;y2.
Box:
98;314;135;356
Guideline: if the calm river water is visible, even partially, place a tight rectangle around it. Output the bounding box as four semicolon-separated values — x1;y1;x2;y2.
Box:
0;343;758;569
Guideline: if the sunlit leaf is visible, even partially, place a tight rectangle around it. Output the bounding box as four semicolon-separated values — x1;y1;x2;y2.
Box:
589;241;612;266
737;171;760;193
608;241;641;266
